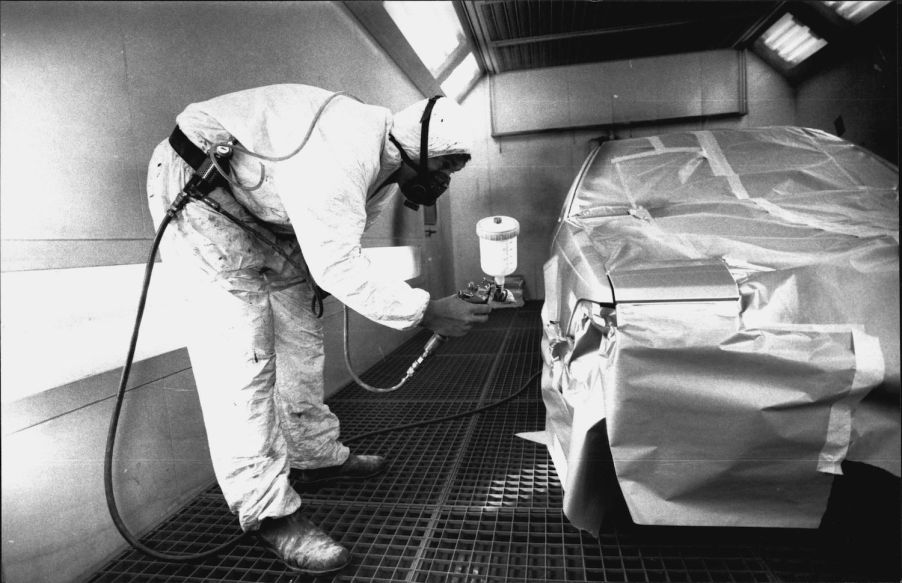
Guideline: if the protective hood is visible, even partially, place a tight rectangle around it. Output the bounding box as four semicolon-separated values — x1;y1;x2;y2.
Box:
390;97;473;160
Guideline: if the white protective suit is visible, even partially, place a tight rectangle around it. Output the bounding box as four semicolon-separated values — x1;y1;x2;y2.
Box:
145;84;471;531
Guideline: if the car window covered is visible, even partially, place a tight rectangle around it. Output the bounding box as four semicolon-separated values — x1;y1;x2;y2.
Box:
569;127;898;217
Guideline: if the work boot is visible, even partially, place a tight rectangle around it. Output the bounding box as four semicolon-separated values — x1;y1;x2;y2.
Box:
292;454;387;485
256;510;350;575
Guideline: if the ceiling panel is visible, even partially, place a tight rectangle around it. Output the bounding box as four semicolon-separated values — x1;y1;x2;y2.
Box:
457;0;783;74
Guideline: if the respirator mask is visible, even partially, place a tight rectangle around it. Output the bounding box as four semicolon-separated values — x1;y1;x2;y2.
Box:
390;95;446;211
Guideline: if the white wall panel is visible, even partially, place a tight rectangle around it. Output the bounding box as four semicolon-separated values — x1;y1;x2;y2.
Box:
490;50;745;135
0;1;428;272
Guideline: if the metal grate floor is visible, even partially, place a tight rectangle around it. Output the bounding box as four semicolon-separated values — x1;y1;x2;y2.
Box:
88;300;900;582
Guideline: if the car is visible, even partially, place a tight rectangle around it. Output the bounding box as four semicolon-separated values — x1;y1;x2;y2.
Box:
540;126;899;533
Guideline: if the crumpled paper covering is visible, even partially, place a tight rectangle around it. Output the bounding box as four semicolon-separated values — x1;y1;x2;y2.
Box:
541;127;899;532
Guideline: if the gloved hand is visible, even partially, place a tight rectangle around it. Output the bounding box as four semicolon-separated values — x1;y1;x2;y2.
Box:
421;294;491;337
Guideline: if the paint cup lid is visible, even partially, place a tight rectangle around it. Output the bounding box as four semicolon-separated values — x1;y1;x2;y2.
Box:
476;216;520;241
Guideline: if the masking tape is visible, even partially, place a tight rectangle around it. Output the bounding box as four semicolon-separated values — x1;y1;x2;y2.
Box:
744;324;884;475
817;326;884;475
611;147;702;165
750;197;898;240
695;131;749;199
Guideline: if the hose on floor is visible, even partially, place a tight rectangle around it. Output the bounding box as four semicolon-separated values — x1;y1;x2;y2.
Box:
105;212;541;562
343;369;541;444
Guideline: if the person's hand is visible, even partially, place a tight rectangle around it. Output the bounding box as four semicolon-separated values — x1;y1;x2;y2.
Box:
421;295;492;337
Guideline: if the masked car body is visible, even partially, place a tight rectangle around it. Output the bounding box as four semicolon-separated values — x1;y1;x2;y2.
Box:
540;126;899;533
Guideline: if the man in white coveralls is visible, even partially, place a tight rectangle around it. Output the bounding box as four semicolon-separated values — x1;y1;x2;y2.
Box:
146;85;489;574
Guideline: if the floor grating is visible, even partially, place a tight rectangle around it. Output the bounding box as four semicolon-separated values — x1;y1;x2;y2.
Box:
447;398;561;510
294;404;475;506
87;300;899;583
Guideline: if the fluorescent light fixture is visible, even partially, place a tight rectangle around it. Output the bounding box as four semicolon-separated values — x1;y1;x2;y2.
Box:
761;13;828;65
823;1;890;23
441;53;480;101
383;1;466;76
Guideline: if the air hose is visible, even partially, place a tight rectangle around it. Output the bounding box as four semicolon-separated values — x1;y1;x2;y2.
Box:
103;212;248;561
104;201;540;562
344;369;540;445
342;306;447;393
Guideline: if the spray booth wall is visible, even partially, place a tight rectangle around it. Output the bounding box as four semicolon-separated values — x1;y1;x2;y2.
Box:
794;9;899;167
0;3;444;583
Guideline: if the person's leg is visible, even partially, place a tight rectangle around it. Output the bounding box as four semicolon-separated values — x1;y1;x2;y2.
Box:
146;140;348;573
185;290;305;528
268;239;386;484
146;139;301;531
188;295;348;574
271;279;349;469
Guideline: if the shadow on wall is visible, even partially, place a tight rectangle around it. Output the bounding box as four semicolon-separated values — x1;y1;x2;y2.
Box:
794;7;898;166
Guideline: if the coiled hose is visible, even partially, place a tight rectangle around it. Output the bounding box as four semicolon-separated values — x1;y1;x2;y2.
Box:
104;206;540;562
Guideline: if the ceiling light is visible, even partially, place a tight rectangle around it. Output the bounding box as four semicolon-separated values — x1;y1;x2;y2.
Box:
440;53;480;102
761;13;828;66
823;1;890;23
383;1;466;76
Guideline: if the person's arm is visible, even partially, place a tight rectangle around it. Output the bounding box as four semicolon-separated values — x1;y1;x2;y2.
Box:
279;158;492;333
275;102;489;332
421;295;491;337
281;171;428;329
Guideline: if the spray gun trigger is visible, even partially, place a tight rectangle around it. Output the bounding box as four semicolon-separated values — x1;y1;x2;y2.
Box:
457;287;489;304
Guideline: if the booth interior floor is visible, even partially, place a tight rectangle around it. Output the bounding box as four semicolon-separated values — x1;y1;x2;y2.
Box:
88;301;900;583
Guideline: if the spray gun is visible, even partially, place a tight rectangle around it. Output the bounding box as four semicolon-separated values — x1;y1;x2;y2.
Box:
458;216;523;307
457;279;520;305
348;216;522;393
405;216;522;380
409;216;522;369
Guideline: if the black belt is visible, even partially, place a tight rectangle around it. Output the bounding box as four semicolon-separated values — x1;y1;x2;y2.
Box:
170;126;326;315
168;126;231;193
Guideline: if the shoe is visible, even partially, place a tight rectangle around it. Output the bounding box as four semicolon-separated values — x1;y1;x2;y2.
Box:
256;510;350;574
291;454;387;485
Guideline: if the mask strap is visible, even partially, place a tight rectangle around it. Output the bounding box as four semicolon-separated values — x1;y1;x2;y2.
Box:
419;96;441;174
389;134;420;171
